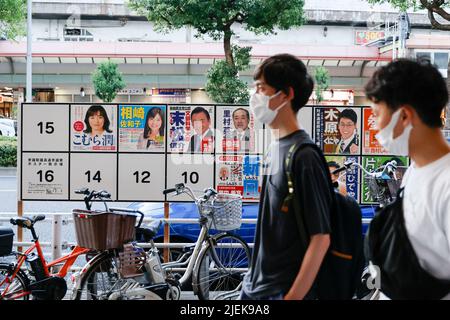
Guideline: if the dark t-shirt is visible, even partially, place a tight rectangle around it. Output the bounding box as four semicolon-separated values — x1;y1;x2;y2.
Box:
242;130;332;299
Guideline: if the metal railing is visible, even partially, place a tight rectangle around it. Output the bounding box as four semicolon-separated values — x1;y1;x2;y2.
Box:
0;212;373;264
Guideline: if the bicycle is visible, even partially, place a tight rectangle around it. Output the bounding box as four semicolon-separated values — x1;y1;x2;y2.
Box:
161;183;251;300
71;188;180;300
331;159;407;300
0;215;92;300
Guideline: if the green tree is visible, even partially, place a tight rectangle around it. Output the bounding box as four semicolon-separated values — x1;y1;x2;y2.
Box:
0;0;26;40
367;0;450;120
314;66;330;104
206;45;251;104
92;61;126;103
367;0;449;30
128;0;307;103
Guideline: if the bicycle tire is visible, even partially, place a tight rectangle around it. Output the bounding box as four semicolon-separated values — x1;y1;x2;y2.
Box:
74;251;165;300
192;233;250;300
0;263;30;300
73;251;122;300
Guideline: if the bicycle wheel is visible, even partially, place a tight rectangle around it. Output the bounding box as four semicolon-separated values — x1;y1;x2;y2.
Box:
0;263;30;300
74;252;164;300
193;233;250;300
73;252;123;300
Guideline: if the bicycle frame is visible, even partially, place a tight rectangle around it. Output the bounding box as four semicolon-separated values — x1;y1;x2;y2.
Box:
161;185;233;286
1;238;90;300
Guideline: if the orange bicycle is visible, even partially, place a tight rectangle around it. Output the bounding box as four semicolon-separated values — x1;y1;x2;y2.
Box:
0;215;91;300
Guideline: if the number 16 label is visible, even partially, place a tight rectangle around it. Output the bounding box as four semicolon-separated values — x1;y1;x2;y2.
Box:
21;153;69;200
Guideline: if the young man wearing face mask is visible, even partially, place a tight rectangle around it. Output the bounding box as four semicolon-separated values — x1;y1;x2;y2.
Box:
365;59;450;299
240;54;333;300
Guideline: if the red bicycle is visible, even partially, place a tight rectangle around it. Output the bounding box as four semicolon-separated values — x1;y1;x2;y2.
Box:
0;216;91;300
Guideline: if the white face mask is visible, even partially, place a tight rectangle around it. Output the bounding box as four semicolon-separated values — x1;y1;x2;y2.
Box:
249;91;288;125
375;108;412;156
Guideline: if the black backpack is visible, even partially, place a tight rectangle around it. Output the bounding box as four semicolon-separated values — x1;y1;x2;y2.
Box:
366;188;450;299
283;141;364;300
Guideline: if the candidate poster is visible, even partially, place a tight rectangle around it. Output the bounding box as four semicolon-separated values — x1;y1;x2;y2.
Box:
215;106;263;154
360;155;409;205
314;107;361;155
325;155;360;202
71;104;117;151
168;105;215;153
118;105;166;152
362;107;387;155
216;154;262;201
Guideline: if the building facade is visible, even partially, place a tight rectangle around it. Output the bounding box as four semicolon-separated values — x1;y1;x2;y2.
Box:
0;0;449;112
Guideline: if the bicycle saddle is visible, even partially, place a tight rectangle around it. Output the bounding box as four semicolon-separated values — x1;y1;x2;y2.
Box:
135;219;162;242
10;215;45;229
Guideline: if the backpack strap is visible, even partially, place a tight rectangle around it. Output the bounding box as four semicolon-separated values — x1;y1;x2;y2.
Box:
282;141;317;251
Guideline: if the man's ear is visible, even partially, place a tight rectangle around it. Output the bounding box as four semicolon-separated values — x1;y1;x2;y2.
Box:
287;87;295;101
401;105;415;126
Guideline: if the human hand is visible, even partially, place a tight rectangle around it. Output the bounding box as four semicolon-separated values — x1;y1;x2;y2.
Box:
350;143;358;154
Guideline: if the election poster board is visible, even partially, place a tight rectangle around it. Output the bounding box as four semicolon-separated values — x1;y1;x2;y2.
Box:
20;103;263;203
20;103;408;205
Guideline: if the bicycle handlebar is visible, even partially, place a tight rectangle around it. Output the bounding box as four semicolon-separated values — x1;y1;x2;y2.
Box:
334;159;399;179
163;188;177;195
109;207;145;228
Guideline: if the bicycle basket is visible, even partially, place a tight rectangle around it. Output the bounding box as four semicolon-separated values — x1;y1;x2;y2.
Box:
203;193;242;231
73;209;136;250
366;176;391;204
118;243;146;278
386;166;408;198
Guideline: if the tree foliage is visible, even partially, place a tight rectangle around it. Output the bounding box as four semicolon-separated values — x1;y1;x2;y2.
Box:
92;61;126;103
206;45;251;104
367;0;450;30
314;66;330;104
128;0;307;103
0;0;26;40
128;0;306;66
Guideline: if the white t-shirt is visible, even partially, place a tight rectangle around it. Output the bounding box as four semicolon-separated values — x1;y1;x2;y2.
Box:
401;152;450;299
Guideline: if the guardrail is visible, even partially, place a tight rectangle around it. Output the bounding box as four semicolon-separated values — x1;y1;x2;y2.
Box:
0;212;373;263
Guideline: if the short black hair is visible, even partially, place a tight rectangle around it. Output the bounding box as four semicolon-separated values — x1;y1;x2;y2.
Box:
253;54;314;113
327;161;340;169
144;107;165;138
83;105;112;133
232;108;249;120
338;109;357;124
191;107;211;121
365;58;448;128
